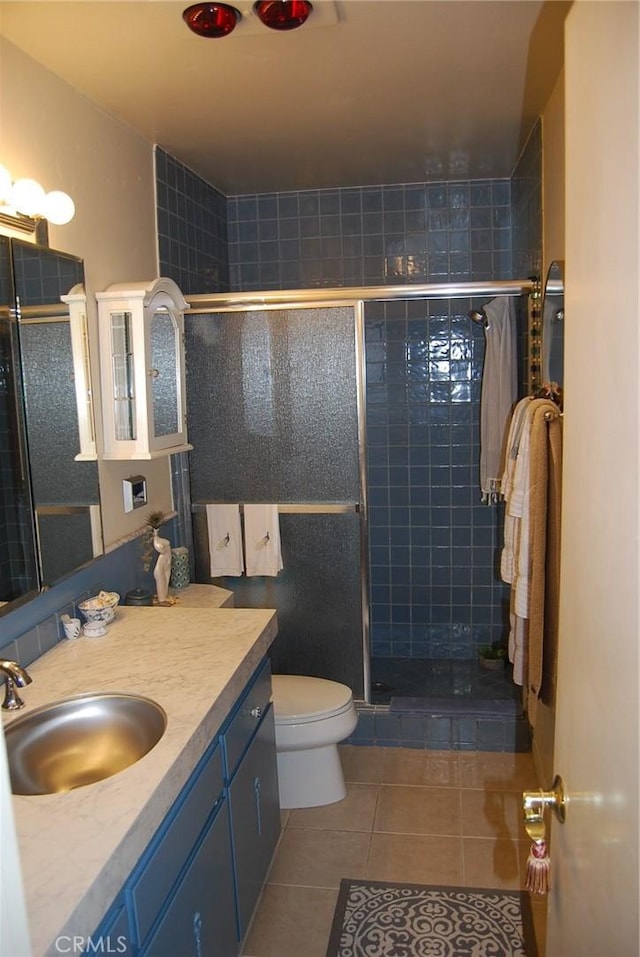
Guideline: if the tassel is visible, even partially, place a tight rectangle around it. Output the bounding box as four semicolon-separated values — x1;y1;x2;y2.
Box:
525;839;551;894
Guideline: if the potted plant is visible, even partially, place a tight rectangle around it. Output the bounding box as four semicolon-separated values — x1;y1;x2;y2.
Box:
140;510;167;573
478;642;508;671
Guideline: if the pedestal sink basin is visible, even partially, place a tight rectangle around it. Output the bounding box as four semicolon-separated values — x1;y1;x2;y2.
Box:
4;692;167;795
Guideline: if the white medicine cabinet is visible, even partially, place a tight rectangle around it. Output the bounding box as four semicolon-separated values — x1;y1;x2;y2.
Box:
96;278;192;460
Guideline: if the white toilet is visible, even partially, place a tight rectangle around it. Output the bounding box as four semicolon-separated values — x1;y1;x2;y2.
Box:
271;674;358;809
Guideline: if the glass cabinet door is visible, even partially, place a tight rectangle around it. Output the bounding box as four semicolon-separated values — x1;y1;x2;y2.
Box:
110;310;136;441
149;307;180;438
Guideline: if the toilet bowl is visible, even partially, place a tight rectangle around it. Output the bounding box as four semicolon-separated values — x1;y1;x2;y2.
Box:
271;674;358;809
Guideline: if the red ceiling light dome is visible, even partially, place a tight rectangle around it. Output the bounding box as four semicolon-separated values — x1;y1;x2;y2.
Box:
253;0;313;31
182;3;241;37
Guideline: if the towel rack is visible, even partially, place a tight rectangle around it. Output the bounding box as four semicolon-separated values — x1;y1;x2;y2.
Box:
192;503;360;514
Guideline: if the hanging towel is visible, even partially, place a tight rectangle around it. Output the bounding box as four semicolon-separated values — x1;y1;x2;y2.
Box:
479;297;518;503
526;401;562;727
206;504;244;577
512;399;558;620
508;608;528;688
540;412;563;709
500;396;533;582
243;504;283;577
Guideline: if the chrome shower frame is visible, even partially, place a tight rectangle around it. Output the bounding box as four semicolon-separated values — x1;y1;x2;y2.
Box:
186;278;535;704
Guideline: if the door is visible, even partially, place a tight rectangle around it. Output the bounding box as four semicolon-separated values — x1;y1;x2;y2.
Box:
185;305;366;696
545;5;639;954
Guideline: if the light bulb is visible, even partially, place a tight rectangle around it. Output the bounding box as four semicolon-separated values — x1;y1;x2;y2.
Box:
10;178;46;217
183;3;240;37
0;165;12;203
254;0;312;30
43;190;75;225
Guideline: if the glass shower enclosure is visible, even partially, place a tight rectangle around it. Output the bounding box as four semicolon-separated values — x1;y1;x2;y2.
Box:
185;280;534;706
185;303;368;698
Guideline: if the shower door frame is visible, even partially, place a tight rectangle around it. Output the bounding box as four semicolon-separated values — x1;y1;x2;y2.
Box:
186;279;535;705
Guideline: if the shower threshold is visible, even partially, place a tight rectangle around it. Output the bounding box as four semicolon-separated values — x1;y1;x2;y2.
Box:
370;656;522;717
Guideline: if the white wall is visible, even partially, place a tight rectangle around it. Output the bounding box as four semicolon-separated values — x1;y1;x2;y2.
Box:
543;69;565;272
0;38;173;546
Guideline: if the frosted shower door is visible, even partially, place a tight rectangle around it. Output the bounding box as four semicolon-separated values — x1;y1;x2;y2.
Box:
186;307;364;696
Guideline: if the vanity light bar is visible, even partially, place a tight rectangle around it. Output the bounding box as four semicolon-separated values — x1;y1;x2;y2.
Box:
0;165;75;230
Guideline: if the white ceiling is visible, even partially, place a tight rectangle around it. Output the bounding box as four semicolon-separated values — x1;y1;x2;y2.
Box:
0;0;569;195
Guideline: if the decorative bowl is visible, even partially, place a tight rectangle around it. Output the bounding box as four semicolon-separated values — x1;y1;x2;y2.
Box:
78;591;120;625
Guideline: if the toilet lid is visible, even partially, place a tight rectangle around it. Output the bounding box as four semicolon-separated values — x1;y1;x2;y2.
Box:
271;674;353;722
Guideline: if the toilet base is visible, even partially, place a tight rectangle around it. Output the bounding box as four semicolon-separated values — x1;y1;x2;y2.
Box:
276;743;346;809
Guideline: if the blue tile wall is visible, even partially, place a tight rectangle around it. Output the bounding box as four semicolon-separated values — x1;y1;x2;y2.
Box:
364;296;519;660
11;242;83;306
227;179;512;290
511;119;543;281
155;147;230;294
155;148;543;667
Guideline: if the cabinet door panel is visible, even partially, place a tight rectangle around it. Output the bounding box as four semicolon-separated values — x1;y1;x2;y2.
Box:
86;904;133;956
228;707;281;941
140;801;237;957
130;744;224;943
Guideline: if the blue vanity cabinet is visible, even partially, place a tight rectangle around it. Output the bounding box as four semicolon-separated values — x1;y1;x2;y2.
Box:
129;740;237;957
221;658;281;944
86;657;280;956
89;903;134;956
138;801;237;956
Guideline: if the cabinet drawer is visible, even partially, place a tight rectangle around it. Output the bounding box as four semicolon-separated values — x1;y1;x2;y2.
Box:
130;743;224;945
223;658;272;780
140;800;237;957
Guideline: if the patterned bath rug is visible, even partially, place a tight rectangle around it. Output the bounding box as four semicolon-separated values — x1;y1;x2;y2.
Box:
326;880;538;957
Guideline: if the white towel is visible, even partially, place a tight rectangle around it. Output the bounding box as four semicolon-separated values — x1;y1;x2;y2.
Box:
508;611;528;687
500;397;531;583
479;297;518;503
206;504;244;577
511;405;534;619
243;504;283;577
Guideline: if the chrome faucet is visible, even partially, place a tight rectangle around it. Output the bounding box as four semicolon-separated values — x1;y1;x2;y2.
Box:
0;660;33;711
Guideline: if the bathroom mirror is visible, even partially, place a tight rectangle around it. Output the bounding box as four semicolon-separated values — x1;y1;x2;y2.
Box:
541;259;564;388
0;237;103;614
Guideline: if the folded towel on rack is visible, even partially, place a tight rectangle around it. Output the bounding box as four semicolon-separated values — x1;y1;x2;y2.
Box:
206;504;244;577
243;504;283;577
479;297;518;504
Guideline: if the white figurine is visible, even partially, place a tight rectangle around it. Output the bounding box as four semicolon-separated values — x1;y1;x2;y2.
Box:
153;529;172;604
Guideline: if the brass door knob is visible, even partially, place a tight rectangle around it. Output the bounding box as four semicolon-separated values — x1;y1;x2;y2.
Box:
523;774;566;841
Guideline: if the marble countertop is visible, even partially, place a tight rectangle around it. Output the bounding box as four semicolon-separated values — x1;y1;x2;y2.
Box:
4;599;278;957
164;583;234;608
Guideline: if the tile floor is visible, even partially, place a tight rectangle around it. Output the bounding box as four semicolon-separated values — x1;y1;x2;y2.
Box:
241;745;547;957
